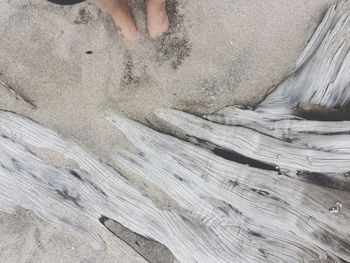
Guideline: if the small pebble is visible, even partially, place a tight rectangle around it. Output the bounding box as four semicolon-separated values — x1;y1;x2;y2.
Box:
336;201;343;208
329;207;338;213
329;201;343;214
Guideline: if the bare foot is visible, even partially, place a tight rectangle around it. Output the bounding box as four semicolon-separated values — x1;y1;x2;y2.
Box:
89;0;138;43
146;0;169;38
110;6;139;43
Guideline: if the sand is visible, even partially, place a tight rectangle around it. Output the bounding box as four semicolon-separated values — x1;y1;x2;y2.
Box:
0;0;340;262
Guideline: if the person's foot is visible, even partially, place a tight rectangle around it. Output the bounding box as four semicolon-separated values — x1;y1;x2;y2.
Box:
146;0;169;38
89;0;138;43
110;6;139;43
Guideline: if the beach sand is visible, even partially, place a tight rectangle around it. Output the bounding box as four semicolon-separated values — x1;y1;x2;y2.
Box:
0;0;340;262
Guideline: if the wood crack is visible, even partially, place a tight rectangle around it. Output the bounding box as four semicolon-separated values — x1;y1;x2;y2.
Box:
0;78;36;109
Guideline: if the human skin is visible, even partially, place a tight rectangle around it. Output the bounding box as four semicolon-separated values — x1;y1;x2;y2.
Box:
89;0;169;42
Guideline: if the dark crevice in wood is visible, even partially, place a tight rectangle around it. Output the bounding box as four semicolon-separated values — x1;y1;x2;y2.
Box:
69;169;108;197
99;215;176;263
186;135;280;172
247;230;265;239
99;216;152;263
295;102;350;121
220;202;243;216
55;189;81;207
212;147;279;172
297;171;350;192
69;170;82;181
250;188;289;205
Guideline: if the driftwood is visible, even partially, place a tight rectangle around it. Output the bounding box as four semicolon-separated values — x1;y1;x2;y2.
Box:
0;78;36;109
1;1;350;263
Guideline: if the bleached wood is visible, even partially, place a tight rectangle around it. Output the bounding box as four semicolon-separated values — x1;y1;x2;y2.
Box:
203;2;350;158
156;108;350;174
206;106;350;137
107;112;350;263
0;110;231;263
205;107;350;154
206;1;350;140
0;110;349;263
258;1;350;115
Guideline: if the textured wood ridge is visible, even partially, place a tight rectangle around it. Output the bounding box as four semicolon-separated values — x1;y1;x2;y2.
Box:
1;1;350;263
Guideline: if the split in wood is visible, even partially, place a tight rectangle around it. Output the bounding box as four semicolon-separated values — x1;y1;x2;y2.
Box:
0;78;36;109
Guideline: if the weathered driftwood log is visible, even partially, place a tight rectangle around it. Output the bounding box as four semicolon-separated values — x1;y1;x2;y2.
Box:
0;108;349;263
0;78;36;109
1;1;350;263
